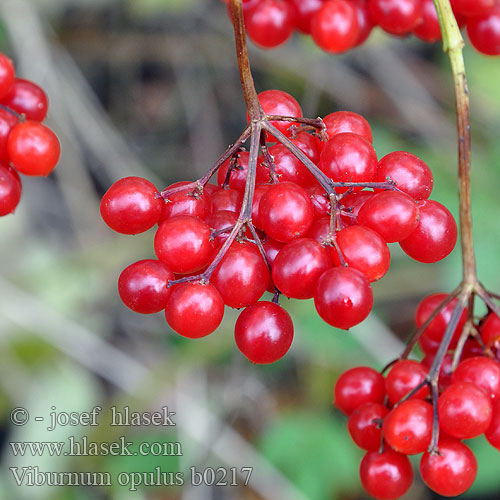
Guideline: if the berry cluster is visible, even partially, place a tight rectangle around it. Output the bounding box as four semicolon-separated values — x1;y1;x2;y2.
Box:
0;53;61;218
224;0;500;56
335;293;500;499
100;89;457;364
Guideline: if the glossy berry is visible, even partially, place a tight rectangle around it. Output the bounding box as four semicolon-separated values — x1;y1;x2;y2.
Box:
234;301;294;364
351;0;375;46
357;191;419;243
218;152;268;191
251;183;272;229
319;132;377;193
100;177;163;234
339;190;374;226
267;143;317;186
334;366;385;415
255;90;302;135
451;0;494;17
7;121;60;176
315;267;373;329
0;164;21;216
485;399;500;451
159;181;211;222
452;357;500;400
481;312;500;348
347;402;388;451
438;381;492;439
385;360;429;405
413;0;442;42
400;200;457;263
0;54;15;100
290;0;325;34
165;282;224;338
383;399;433;455
211;241;269;308
206;210;238;248
272;238;332;299
417;331;441;356
360;449;413;500
259;181;314;242
1;78;48;121
420;439;477;497
245;0;295;48
154;215;215;274
118;260;174;314
263;238;284;292
0;108;18;163
368;0;422;36
422;352;454;389
323;111;373;143
311;0;360;54
306;184;330;219
375;151;433;200
331;225;390;282
467;7;500;56
210;187;243;213
289;131;321;164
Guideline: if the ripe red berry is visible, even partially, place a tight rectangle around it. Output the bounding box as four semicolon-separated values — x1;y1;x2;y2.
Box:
118;260;174;314
210;187;243;213
251;183;272;229
100;177;163;234
481;312;500;349
467;7;500;56
272;237;332;299
218;152;268;191
384;359;429;405
360;449;413;500
334;366;385;415
255;90;302;135
0;164;22;216
331;225;391;282
263;237;283;292
7;121;60;176
289;131;321;164
420;439;477;497
0;108;18;163
306;215;331;244
485;399;500;451
158;181;212;223
315;267;373;329
417;331;441;356
1;78;48;121
267;143;317;186
165;282;224;338
259;181;314;242
422;352;454;389
211;241;269;308
234;301;294;364
289;0;325;34
357;191;419;243
154;215;215;274
206;210;238;248
351;0;375;46
399;200;457;263
339;190;374;226
244;0;295;48
0;54;15;100
348;402;388;451
375;151;433;200
305;184;330;219
383;399;433;455
451;0;495;17
452;356;500;401
311;0;360;54
319;133;377;193
413;0;442;42
438;381;492;439
323;111;373;143
368;0;422;36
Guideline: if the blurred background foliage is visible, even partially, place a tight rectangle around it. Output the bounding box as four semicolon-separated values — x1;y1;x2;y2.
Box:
0;0;499;499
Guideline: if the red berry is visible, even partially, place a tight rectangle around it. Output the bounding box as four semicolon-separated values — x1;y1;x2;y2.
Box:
340;190;374;226
289;0;325;34
357;191;419;243
165;282;224;338
467;6;500;56
290;131;321;164
159;181;211;223
360;449;413;500
206;210;238;248
452;356;500;401
263;238;284;292
211;241;269;308
385;360;429;405
438;381;492;439
0;108;18;163
267;143;317;186
0;164;21;216
259;181;314;242
154;215;215;274
485;398;500;451
481;312;500;349
348;402;388;451
420;439;477;497
399;200;457;263
334;366;385;415
315;267;373;329
7;121;60;176
311;0;360;54
305;184;330;219
375;151;433;200
368;0;422;36
100;177;163;234
413;0;442;42
306;215;331;244
218;152;268;191
418;331;441;356
251;183;272;229
351;0;375;46
323;111;373;143
331;225;390;282
451;0;494;17
245;0;295;48
319;133;377;193
272;237;332;299
422;352;454;389
1;78;48;121
0;54;15;100
255;90;302;135
234;301;294;364
210;187;243;213
118;259;174;314
383;399;433;455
